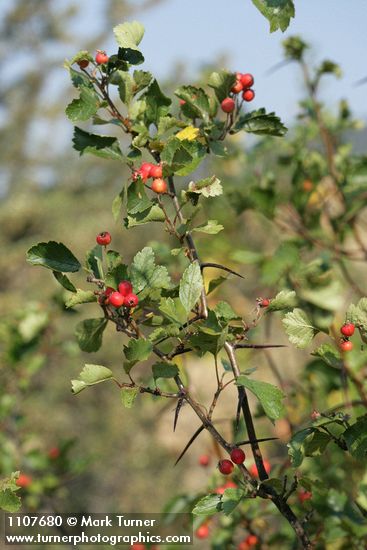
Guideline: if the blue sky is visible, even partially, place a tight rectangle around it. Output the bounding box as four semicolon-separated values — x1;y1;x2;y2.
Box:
104;0;367;123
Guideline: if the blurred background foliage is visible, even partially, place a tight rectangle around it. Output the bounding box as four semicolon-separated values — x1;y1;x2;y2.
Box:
1;0;367;547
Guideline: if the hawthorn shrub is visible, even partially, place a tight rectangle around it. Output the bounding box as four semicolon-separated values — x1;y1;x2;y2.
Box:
25;22;367;549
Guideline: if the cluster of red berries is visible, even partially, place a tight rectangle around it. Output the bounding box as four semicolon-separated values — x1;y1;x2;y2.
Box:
221;72;255;114
218;447;246;475
133;162;167;194
238;534;259;549
100;281;139;309
339;322;355;352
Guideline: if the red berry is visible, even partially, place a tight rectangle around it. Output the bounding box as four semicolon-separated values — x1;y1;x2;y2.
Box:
123;293;139;308
132;168;148;183
99;287;115;305
259;298;270;308
218;459;234;475
242;89;255;102
16;474;32;488
96;231;111;246
151;178;168;194
310;410;320;421
179;99;186;105
221;97;235;113
231;80;243;94
249;459;271;477
241;73;254;88
199;454;210;467
150;164;163;179
77;59;89;69
224;481;237;489
302;179;314;192
230;447;246;464
195;524;209;539
298;490;312;503
340;323;355;337
48;447;60;460
340;339;353;352
95;50;109;64
245;534;259;546
109;292;125;308
140;162;154;178
118;281;133;296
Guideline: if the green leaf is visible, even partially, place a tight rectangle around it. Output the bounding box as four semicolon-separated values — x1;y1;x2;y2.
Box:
112;188;125;222
123;338;153;373
113;21;145;51
179;261;203;314
66;86;100;122
121;387;139;408
187;176;223;198
161;137;206;176
236;375;285;423
231;108;287;136
73;127;123;161
251;0;295;32
0;474;21;513
53;271;77;292
174;85;210;121
214;301;240;322
129;247;171;292
0;489;21;513
86;245;103;278
189;311;228;356
347;297;367;342
127;180;152;215
159;297;188;325
143;79;172;124
133;70;153;93
192;494;222;516
222;488;244;515
208;70;236;102
282;308;317;349
75;318;107;352
288;428;332;466
344;415;367;461
26;241;81;273
302;430;332;457
148;324;180;343
65;289;97;308
193;220;224;234
152;362;179;381
71;364;114;394
125;203;166;227
311;343;342;369
110;70;134;104
267;290;297;311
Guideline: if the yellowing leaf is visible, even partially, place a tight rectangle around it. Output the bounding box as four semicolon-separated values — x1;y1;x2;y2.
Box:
176;126;200;142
